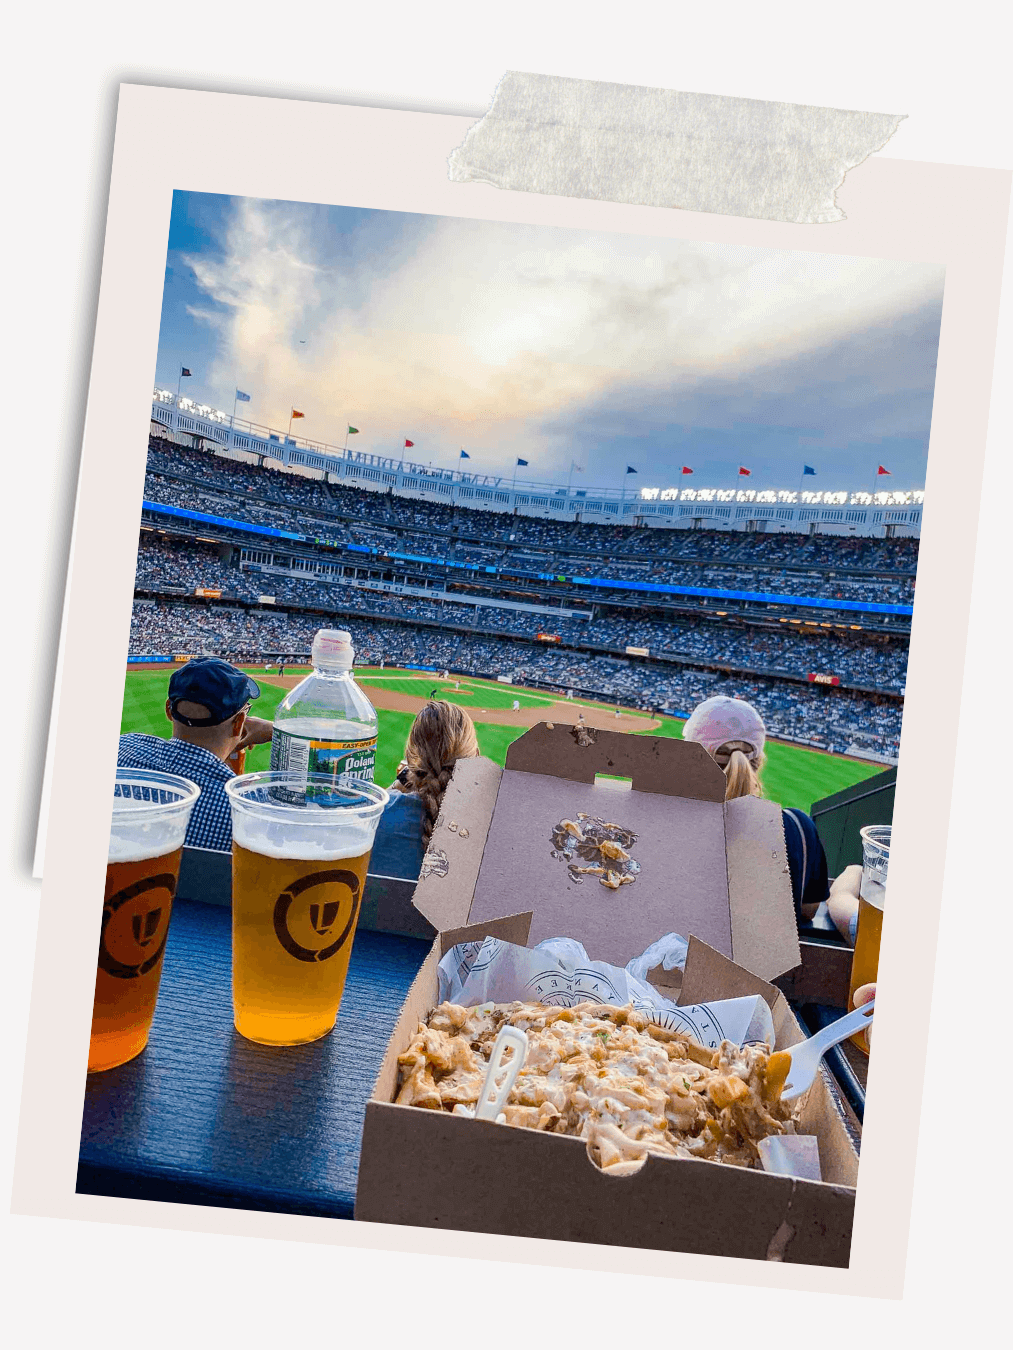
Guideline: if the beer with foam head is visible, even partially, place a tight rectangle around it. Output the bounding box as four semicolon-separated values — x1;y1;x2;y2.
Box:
226;773;388;1045
91;770;200;1072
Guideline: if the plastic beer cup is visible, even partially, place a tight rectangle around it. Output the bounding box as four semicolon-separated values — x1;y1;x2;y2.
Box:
848;824;890;1053
91;769;201;1072
225;772;389;1046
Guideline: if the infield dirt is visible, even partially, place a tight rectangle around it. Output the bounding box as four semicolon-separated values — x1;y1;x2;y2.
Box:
256;672;662;733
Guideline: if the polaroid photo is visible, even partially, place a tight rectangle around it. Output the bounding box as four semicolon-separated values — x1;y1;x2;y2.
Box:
13;84;1010;1298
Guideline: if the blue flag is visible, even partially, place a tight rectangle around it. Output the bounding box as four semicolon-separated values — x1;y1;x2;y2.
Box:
516;457;528;466
626;465;637;474
803;465;816;476
460;450;470;460
235;389;251;403
180;367;191;377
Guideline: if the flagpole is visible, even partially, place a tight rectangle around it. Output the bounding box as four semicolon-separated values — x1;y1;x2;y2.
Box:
177;366;183;403
567;459;575;495
288;410;293;439
232;391;238;428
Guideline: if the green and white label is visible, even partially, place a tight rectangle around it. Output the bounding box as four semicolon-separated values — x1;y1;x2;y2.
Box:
271;730;377;787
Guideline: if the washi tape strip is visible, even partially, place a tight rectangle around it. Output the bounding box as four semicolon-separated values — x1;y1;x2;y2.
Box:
449;72;905;225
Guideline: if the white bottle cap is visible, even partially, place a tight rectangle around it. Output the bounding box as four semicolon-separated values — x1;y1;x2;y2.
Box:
312;628;354;669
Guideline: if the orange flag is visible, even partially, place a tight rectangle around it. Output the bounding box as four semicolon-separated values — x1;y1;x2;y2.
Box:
291;409;305;419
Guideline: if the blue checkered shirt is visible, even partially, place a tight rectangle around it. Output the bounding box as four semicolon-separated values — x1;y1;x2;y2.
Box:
117;734;235;853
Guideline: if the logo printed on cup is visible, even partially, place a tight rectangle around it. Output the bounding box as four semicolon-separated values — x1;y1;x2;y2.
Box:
272;870;361;963
99;874;177;980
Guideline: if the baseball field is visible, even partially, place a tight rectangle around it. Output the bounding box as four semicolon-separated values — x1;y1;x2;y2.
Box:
121;665;882;813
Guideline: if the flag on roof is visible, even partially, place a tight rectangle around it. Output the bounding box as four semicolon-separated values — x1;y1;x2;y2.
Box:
235;389;250;402
180;367;191;377
738;466;751;476
404;438;414;448
460;450;470;459
347;425;359;434
803;465;816;476
291;409;305;419
681;466;693;475
877;465;892;476
626;465;637;474
516;457;528;466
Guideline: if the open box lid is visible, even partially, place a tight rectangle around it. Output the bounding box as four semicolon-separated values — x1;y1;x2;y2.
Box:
412;723;800;983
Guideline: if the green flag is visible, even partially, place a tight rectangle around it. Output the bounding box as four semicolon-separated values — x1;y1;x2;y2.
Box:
348;425;359;434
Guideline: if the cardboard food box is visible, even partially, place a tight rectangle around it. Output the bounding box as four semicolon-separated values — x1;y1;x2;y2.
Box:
355;725;861;1266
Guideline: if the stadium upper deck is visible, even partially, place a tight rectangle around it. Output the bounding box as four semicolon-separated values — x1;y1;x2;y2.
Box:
151;393;925;540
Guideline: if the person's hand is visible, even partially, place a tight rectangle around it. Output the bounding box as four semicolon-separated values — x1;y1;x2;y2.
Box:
234;716;274;752
853;982;876;1047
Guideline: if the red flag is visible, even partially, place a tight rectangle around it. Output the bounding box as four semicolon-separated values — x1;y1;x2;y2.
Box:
681;465;694;475
404;438;414;448
877;465;891;476
290;409;305;420
738;466;751;477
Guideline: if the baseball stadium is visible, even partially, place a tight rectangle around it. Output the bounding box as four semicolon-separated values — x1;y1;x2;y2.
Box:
123;393;919;814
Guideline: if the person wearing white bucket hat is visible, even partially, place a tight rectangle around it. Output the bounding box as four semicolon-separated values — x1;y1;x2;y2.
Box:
682;695;830;925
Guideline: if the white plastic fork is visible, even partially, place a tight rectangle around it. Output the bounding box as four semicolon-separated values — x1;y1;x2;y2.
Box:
781;1000;874;1102
454;1025;529;1121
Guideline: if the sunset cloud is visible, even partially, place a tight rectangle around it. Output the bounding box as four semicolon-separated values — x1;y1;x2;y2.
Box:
158;194;944;489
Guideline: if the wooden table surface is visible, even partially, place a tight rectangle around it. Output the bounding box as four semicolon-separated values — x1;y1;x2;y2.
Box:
78;899;431;1218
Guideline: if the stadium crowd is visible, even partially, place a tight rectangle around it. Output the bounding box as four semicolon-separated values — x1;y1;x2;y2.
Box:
129;600;902;758
134;536;908;691
145;439;918;582
135;440;917;760
143;471;915;603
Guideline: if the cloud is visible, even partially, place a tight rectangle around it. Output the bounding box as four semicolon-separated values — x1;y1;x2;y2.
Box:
178;196;944;481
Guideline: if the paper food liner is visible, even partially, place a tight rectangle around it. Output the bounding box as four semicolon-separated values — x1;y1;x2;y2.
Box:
436;933;822;1181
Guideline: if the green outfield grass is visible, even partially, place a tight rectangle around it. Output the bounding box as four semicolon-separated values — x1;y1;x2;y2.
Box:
122;668;880;812
355;675;554;710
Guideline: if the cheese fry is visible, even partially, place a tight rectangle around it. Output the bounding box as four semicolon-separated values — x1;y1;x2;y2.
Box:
396;1001;798;1172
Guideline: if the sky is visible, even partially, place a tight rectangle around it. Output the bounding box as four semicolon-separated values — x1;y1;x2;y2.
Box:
155;191;946;493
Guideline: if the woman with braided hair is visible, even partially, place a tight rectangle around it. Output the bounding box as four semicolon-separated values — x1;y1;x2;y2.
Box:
391;700;481;844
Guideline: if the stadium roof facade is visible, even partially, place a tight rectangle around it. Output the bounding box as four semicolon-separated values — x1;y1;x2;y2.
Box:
152;392;924;539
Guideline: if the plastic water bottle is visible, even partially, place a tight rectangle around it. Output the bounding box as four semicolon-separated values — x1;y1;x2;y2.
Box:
270;629;378;794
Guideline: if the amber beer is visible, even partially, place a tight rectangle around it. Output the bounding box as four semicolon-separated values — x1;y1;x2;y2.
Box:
226;773;388;1045
90;770;200;1072
848;825;890;1053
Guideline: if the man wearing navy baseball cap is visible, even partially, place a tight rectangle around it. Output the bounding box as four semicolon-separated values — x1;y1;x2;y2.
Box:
118;657;273;852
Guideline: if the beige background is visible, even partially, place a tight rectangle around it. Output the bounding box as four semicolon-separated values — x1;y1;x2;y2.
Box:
10;83;1010;1303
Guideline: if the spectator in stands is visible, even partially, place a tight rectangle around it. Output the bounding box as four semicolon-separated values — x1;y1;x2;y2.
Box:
682;695;830;924
388;702;481;869
117;658;273;851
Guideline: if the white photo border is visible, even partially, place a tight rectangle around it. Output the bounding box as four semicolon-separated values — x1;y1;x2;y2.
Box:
14;83;1012;1299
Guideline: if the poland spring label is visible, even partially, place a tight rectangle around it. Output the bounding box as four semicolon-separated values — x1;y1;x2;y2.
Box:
271;730;377;788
